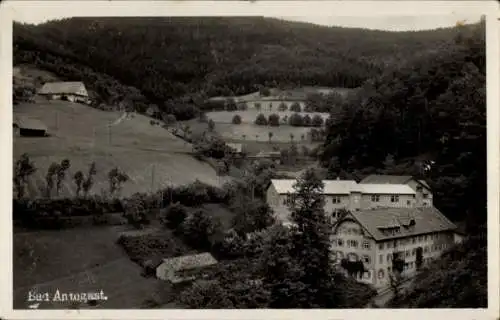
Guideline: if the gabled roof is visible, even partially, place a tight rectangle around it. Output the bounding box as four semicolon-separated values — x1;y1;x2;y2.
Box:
359;184;416;195
159;253;217;272
360;174;431;190
13;116;47;131
343;207;457;241
270;179;360;195
38;81;88;97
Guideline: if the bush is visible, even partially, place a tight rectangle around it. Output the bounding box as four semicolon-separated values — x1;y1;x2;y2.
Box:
278;102;288;111
312;114;324;127
180;209;221;251
288;113;304;126
303;114;312;127
268;113;280;127
232;114;242;124
255;113;268;126
226;99;238;111
290;102;301;112
160;203;188;229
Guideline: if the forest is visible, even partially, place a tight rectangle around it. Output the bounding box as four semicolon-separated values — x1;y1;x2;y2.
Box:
321;20;486;307
13;17;471;119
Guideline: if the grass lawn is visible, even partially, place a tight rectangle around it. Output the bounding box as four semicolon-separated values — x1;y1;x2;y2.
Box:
13;226;174;309
13;101;230;199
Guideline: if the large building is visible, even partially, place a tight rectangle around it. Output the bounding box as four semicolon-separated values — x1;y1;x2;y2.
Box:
266;175;463;289
331;206;463;288
38;81;90;104
266;177;432;224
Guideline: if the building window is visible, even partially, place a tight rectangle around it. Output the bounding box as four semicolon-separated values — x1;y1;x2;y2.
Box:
425;235;429;241
412;237;416;244
391;195;400;203
348;240;358;248
363;255;371;264
412;248;416;256
338;239;344;247
423;193;429;199
386;253;391;262
386;242;392;249
332;196;341;204
378;269;385;279
405;250;410;258
379;255;383;264
407;200;411;205
371;195;380;202
419;235;424;242
363;241;370;250
424;246;429;253
378;243;383;250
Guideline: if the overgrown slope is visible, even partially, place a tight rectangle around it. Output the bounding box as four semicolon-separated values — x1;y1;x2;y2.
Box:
14;17;467;112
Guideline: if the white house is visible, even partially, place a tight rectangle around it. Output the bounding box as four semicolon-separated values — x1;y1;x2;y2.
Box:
156;252;218;284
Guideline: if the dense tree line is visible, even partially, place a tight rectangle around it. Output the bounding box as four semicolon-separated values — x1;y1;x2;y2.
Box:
321;20;486;308
13;17;467;119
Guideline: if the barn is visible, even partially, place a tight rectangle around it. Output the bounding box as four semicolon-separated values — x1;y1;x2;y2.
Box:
14;116;48;137
38;81;89;103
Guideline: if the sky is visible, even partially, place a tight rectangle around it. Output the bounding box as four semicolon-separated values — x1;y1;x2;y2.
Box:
9;2;484;32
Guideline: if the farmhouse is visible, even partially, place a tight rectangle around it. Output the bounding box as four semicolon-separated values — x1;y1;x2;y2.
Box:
38;81;90;103
156;252;218;284
13;116;48;137
331;206;462;288
266;178;425;224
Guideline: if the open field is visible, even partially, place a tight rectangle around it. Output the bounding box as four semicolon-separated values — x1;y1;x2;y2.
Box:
13;226;173;309
13;101;230;198
213;123;317;143
206;110;330;124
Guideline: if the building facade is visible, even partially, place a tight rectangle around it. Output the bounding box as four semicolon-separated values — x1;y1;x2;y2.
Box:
331;207;461;288
38;81;90;104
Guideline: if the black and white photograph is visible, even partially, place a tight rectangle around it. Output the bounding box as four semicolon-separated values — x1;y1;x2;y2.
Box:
1;1;498;318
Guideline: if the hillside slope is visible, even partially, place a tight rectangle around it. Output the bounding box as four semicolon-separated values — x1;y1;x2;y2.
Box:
13;100;230;198
14;17;467;110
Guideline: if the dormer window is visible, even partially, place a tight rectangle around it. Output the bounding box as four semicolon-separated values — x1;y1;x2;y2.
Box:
391;195;399;203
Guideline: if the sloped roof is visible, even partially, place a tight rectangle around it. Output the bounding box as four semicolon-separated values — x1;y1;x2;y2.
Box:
360;174;431;190
13;116;47;131
159;253;217;272
359;184;416;195
270;179;360;195
38;81;88;96
347;207;457;241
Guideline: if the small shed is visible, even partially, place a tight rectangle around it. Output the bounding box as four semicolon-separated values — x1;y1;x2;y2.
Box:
156;252;218;284
14;116;48;137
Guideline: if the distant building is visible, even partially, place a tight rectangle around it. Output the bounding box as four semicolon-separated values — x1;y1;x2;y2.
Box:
156;252;218;284
13;116;48;137
266;179;423;224
38;81;89;104
226;143;243;155
331;206;461;288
